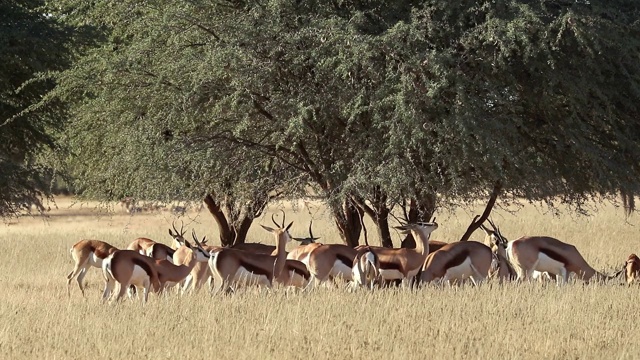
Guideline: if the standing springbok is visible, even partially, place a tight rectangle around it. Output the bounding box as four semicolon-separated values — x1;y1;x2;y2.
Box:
287;219;362;285
420;241;494;285
101;250;161;303
365;221;439;285
209;219;310;292
102;231;211;302
625;253;640;285
483;220;620;284
127;221;186;260
351;247;381;289
154;230;211;290
170;230;220;293
67;239;119;297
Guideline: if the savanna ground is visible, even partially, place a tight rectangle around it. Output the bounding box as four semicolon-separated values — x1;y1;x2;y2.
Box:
1;197;639;360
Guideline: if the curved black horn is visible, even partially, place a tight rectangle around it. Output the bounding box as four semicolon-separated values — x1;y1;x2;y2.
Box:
191;228;202;247
308;220;314;239
271;213;280;228
280;209;286;228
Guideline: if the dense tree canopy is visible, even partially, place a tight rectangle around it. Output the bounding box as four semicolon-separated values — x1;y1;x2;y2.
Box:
0;0;79;217
56;0;640;245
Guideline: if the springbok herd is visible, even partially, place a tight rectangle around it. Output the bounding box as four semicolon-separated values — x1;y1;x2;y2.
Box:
66;212;640;303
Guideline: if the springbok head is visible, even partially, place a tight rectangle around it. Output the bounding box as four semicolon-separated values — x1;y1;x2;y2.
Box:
480;218;508;254
168;220;189;249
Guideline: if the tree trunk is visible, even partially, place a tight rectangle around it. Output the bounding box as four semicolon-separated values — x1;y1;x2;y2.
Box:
203;194;235;246
332;198;363;247
400;194;436;249
373;214;393;248
203;193;267;247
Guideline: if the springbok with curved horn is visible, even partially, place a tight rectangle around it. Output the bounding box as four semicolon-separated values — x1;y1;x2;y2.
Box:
209;216;310;292
366;220;439;285
155;230;211;290
479;221;517;282
227;212;286;254
287;219;322;263
126;220;186;262
625;253;640;285
67;239;119;297
420;241;494;286
484;219;620;284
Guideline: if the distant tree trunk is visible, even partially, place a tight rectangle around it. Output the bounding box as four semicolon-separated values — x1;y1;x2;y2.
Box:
459;181;502;242
352;187;393;248
203;193;268;247
400;194;436;249
331;198;363;247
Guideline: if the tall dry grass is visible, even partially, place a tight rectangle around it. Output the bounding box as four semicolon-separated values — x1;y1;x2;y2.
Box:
0;197;639;359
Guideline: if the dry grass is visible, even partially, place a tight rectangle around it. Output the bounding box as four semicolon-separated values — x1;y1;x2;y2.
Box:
1;197;639;360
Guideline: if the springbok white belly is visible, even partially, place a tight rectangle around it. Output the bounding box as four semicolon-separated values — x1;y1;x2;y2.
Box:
129;265;151;287
533;253;565;275
88;252;104;268
330;260;353;281
443;257;475;282
234;267;271;287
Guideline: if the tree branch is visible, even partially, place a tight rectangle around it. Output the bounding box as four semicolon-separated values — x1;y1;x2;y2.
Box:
459;181;502;242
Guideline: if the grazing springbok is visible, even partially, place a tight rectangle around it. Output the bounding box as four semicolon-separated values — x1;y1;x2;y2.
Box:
67;239;118;297
625;253;640;285
484;220;620;284
209;217;310;292
364;221;439;285
420;241;494;286
101;250;161;303
351;247;381;289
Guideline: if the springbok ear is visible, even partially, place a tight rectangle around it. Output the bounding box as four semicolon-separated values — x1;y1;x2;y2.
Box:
285;221;294;232
261;225;275;233
168;229;174;236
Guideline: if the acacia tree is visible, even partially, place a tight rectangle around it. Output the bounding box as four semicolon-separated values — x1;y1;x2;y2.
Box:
0;0;81;218
57;0;640;246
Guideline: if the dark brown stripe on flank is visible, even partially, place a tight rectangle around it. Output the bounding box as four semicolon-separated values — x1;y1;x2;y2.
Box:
336;254;354;268
539;247;568;265
379;260;403;271
239;259;273;279
288;261;311;280
443;250;470;269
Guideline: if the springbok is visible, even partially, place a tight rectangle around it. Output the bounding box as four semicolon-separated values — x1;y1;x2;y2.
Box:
625;253;640;285
420;241;494;286
351;247;381;289
484;220;620;284
364;221;439;285
127;221;186;259
102;231;211;302
479;223;517;282
66;239;118;297
209;218;310;292
101;250;161;303
154;230;211;290
170;230;220;293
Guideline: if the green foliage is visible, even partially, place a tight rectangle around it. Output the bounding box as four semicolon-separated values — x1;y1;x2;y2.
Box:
0;0;78;217
56;0;640;242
